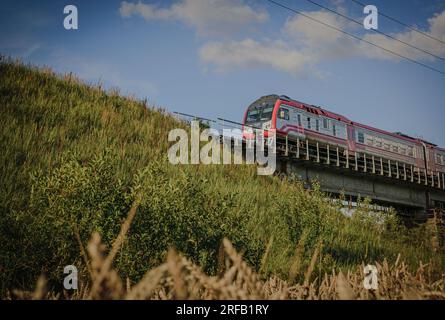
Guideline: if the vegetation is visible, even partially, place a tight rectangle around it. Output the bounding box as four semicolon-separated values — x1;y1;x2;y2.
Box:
1;58;444;298
9;219;445;300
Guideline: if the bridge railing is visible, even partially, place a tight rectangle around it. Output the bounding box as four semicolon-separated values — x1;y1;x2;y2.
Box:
276;135;445;192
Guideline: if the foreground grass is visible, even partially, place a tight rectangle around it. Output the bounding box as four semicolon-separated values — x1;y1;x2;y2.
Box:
9;214;445;300
0;58;444;297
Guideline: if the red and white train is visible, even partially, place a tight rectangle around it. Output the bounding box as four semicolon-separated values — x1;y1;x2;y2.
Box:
242;94;445;175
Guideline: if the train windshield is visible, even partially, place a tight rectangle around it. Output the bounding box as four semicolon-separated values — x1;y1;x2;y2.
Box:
246;103;274;123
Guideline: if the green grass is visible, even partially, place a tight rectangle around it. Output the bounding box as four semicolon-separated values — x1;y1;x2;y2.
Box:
0;58;443;296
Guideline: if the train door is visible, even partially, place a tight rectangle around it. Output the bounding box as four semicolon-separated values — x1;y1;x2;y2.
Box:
416;145;424;168
347;125;356;151
276;105;290;132
429;146;436;172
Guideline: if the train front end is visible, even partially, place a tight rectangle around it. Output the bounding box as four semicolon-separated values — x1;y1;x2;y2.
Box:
242;95;279;140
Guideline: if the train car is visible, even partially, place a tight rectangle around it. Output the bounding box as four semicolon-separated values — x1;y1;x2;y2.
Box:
242;94;444;175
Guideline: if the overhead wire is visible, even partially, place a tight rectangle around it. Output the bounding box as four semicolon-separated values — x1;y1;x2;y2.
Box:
266;0;445;76
303;0;445;62
349;0;445;46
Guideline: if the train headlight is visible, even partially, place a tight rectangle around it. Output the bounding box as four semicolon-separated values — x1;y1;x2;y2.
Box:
243;125;255;139
263;121;271;130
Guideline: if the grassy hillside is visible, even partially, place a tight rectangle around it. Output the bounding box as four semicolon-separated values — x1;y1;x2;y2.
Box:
0;59;444;296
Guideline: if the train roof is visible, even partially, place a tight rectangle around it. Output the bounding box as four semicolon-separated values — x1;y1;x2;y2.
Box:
394;132;437;147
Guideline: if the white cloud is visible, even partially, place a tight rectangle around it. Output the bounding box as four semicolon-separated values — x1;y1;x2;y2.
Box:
196;10;357;75
119;0;268;36
283;10;360;60
283;8;445;62
120;0;445;76
199;39;313;75
119;1;174;20
361;10;445;61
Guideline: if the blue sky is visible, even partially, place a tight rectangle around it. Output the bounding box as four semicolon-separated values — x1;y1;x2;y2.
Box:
1;0;445;145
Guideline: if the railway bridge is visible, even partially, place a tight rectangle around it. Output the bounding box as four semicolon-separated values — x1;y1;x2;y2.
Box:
174;112;445;217
274;135;445;217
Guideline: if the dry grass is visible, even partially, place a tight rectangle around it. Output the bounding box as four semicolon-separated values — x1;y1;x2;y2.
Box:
7;206;445;300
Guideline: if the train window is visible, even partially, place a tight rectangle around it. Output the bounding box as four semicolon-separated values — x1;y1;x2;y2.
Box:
278;108;289;120
400;146;406;155
297;114;302;126
246;103;274;123
261;106;274;120
246;109;260;122
357;132;364;143
332;124;337;136
323;118;329;129
307;117;311;129
316;119;320;131
375;139;382;148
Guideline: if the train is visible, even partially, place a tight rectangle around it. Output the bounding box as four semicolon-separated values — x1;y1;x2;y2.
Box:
242;94;445;175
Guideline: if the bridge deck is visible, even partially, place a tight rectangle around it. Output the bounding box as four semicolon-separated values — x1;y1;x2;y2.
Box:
271;136;445;212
